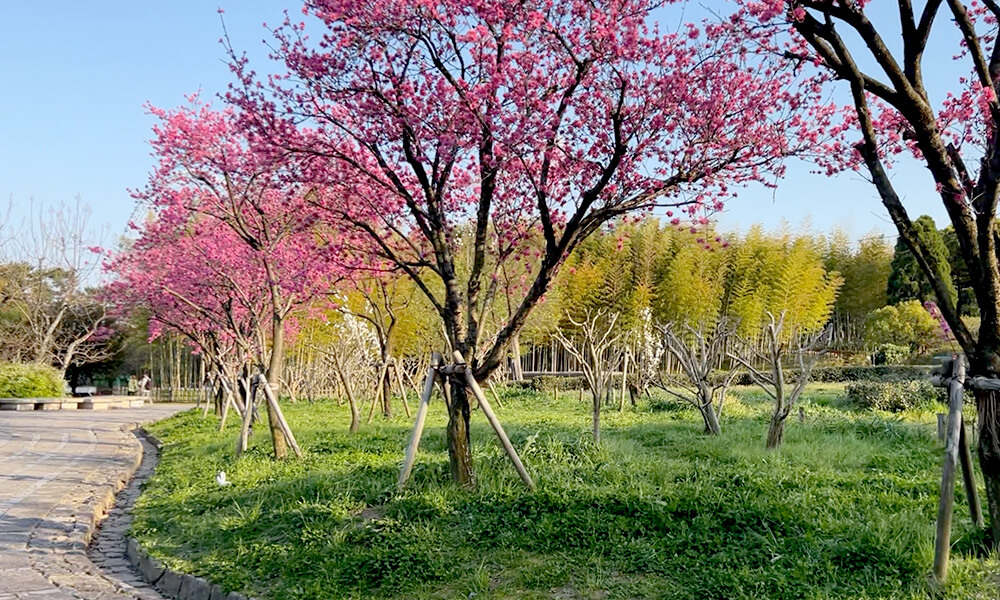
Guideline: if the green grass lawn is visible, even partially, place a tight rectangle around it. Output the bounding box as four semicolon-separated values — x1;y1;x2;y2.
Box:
135;385;999;600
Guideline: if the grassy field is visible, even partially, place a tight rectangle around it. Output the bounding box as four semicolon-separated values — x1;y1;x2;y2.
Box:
135;384;999;600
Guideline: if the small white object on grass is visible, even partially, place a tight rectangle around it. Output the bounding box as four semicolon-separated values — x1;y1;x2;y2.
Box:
216;471;230;486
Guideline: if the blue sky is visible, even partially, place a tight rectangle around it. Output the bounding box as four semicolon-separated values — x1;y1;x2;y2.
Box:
0;1;952;250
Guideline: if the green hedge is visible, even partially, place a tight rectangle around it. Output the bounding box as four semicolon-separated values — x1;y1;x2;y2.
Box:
0;363;65;398
845;380;943;412
511;376;587;391
732;365;932;386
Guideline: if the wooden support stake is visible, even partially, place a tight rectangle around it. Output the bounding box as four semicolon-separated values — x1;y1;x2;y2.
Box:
256;375;302;458
367;362;389;423
933;358;966;582
958;416;985;528
202;374;215;418
394;361;412;418
487;379;504;409
332;354;360;433
455;351;535;490
237;377;259;456
397;353;441;490
937;413;946;443
798;406;805;423
218;376;241;433
619;353;629;411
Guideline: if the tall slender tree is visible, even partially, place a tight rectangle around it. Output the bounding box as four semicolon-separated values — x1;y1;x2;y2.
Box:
746;0;1000;539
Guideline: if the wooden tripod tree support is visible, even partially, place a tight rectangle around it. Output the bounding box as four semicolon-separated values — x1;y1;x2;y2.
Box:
397;351;535;491
217;375;245;433
236;376;259;456
931;356;985;582
235;374;303;459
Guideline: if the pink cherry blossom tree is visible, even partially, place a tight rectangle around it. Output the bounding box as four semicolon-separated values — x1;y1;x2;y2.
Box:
114;102;344;458
228;0;825;485
739;0;1000;543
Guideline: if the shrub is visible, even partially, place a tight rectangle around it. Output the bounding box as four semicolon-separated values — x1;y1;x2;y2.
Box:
511;376;586;391
871;343;910;366
845;380;942;412
807;365;932;383
731;365;930;386
0;363;65;398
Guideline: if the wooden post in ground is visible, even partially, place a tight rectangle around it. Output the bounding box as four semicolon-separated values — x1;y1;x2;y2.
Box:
619;353;629;411
958;417;985;528
933;357;966;582
937;413;946;443
259;375;303;459
236;376;259;456
393;360;412;418
397;353;441;490
203;373;215;418
455;351;535;490
332;354;361;433
218;376;241;433
367;362;389;423
487;379;504;409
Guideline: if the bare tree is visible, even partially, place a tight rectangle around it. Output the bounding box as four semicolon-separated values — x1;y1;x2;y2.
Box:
730;312;827;449
657;320;742;436
553;308;625;443
4;198;112;376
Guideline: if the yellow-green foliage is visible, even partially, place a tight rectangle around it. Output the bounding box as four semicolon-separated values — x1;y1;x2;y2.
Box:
724;226;842;340
653;237;728;329
0;362;64;397
824;228;892;316
558;221;667;332
864;300;941;352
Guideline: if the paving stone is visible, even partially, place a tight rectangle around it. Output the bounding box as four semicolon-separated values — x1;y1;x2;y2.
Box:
0;406;191;599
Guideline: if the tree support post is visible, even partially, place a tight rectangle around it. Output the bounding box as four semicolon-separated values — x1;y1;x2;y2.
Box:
397;353;442;490
393;360;412;417
236;376;259;456
933;358;967;582
258;375;302;459
487;379;504;409
455;351;535;490
217;375;243;433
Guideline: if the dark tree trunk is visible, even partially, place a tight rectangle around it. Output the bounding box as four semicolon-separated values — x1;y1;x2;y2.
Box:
447;376;474;488
977;389;1000;542
699;384;721;435
765;412;785;449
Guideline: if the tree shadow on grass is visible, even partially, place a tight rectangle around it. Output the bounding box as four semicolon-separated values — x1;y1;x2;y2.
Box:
133;409;971;600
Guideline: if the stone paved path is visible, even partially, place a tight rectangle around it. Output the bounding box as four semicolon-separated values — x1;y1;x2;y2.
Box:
0;405;193;600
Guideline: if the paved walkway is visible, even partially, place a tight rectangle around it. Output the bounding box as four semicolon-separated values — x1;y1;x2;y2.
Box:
0;405;193;600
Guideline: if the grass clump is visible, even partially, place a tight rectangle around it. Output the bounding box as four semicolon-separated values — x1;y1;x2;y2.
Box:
134;385;998;600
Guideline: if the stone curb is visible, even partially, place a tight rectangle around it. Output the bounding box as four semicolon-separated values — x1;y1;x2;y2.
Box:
79;422;145;547
96;426;259;600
